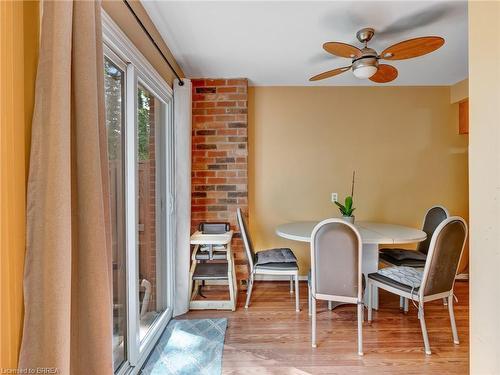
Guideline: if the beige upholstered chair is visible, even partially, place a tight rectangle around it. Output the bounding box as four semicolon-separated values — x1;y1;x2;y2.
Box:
310;219;364;355
368;216;468;355
237;208;300;311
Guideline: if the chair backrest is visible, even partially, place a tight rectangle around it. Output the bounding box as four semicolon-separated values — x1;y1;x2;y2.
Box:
310;219;363;302
416;205;449;255
420;216;467;298
237;208;255;272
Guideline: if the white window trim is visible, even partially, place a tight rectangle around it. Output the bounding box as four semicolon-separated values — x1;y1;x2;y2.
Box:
102;10;175;375
102;11;173;100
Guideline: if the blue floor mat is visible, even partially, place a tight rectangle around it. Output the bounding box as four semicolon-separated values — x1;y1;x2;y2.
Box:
141;318;227;375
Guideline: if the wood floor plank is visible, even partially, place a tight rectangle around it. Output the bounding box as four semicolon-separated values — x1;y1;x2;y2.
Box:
182;281;469;374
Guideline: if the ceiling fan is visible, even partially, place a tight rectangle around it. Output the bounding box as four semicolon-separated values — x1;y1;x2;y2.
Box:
309;28;445;83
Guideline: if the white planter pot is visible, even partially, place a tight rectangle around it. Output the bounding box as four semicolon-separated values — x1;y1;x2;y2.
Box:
341;215;355;224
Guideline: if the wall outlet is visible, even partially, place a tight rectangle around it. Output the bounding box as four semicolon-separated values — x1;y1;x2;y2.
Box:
331;193;338;203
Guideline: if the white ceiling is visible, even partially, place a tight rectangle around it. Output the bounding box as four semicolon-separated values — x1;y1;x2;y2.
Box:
141;1;468;86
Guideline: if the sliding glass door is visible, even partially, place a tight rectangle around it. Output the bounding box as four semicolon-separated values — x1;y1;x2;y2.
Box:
105;56;128;372
136;84;168;342
103;13;175;374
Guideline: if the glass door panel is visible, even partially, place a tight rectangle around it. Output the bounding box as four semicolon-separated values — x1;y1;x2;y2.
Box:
104;22;173;371
137;84;165;342
104;57;127;371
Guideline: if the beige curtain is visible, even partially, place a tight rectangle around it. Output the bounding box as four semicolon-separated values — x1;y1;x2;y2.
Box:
173;79;192;316
19;1;113;374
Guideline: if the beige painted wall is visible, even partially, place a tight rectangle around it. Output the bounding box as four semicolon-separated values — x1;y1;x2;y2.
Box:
450;79;468;103
248;86;469;275
469;2;500;374
0;0;38;369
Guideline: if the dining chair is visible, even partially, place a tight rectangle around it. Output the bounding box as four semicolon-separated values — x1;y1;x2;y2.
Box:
379;205;449;268
379;205;449;310
310;219;364;355
367;216;467;355
237;208;300;311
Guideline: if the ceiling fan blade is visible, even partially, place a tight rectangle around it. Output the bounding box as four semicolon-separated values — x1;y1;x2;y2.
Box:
377;3;455;39
380;36;445;60
309;66;351;81
369;64;398;83
323;42;362;58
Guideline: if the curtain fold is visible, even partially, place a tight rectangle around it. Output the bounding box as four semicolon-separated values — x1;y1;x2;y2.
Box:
19;1;113;374
173;78;192;316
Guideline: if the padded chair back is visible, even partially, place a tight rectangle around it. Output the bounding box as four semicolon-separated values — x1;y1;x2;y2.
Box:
237;208;255;272
310;219;363;301
416;206;449;255
421;216;467;297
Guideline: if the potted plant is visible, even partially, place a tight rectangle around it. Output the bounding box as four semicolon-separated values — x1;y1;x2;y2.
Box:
335;196;355;223
334;171;356;223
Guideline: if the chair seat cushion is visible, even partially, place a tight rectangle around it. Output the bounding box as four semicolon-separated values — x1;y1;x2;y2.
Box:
379;249;427;267
368;272;420;294
377;266;423;287
380;248;427;261
255;262;298;271
255;248;297;265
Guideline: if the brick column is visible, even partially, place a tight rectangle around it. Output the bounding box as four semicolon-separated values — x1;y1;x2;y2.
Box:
191;78;248;282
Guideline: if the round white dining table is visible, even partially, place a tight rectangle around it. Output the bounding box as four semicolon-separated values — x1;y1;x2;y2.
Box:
275;220;426;309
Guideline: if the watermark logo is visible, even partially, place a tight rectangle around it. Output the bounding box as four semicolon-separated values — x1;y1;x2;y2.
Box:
1;368;59;374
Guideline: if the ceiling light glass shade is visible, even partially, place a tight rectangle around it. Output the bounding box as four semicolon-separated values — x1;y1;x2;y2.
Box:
353;65;378;79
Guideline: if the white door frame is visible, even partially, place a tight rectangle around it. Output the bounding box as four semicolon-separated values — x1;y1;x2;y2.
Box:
103;11;175;375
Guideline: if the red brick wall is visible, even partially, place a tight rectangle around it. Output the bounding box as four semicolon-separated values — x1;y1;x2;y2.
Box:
191;78;248;281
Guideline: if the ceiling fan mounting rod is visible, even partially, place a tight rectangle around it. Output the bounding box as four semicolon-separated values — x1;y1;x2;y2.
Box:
356;27;375;44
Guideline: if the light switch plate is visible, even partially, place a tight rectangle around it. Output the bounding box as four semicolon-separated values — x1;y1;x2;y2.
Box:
331;193;338;203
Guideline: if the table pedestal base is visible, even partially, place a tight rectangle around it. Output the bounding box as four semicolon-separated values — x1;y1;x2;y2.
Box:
362;244;379;310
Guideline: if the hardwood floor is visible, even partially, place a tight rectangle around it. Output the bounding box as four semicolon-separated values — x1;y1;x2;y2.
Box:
182;280;469;374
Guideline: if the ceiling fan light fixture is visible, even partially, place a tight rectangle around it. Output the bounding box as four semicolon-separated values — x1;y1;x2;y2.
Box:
352;56;378;79
353;65;378;79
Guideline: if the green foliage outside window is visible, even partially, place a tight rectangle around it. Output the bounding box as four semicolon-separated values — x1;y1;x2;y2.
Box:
104;59;122;161
104;57;152;162
137;88;151;161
